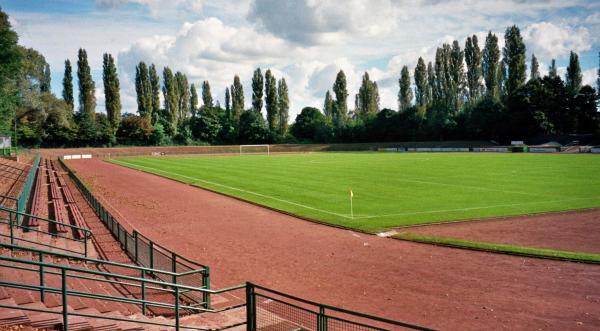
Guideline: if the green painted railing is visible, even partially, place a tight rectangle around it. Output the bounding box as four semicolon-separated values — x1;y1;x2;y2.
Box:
0;147;17;156
0;243;432;331
247;284;435;331
0;206;91;257
58;157;211;308
0;243;246;330
16;154;40;218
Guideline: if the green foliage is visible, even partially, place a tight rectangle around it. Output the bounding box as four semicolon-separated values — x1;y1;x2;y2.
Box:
465;35;482;102
265;69;278;132
356;72;379;119
566;51;582;93
102;53;121;142
482;31;500;98
238;108;268;143
162;67;178;135
549;59;558;78
77;48;95;119
290;107;331;142
135;62;152;120
503;25;527;95
191;106;221;143
332;70;348;127
414;58;428;106
277;78;289;137
251;68;263;113
62;59;74;113
40;63;51;93
398;67;412;110
231;75;244;120
190;84;198;117
117;113;153;145
148;64;160;124
224;87;231;119
530;54;540;80
175;71;189;125
201;80;212;108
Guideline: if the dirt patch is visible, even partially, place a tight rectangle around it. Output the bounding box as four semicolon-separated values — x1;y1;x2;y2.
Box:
402;209;600;254
66;158;600;331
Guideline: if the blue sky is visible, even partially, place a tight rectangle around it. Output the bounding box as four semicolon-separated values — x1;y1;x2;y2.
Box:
1;0;598;118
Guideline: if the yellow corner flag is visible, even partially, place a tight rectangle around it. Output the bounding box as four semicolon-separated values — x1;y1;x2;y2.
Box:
350;189;353;198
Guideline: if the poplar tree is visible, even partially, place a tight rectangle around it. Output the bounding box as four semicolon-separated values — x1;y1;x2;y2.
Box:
77;48;96;118
398;66;412;110
414;57;428;106
357;72;379;117
162;67;178;134
231;75;244;120
566;51;582;93
135;62;151;119
175;71;189;124
277;78;289;136
482;31;500;98
549;59;558;78
251;68;263;113
427;61;435;105
190;84;198;116
149;64;160;124
503;25;527;95
40;63;51;93
102;53;121;134
449;40;466;110
62;59;74;112
265;69;279;132
530;54;540;80
202;80;213;107
332;70;348;126
225;87;231;118
323;90;334;119
465;35;482;102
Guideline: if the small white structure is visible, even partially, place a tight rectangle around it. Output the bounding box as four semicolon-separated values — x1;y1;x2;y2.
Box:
0;136;11;148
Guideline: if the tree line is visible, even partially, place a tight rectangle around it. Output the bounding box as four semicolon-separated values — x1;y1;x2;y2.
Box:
0;6;598;147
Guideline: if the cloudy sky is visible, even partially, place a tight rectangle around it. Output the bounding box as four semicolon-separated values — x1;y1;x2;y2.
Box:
2;0;599;119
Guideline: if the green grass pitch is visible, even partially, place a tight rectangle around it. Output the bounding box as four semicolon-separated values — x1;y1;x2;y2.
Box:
111;152;600;232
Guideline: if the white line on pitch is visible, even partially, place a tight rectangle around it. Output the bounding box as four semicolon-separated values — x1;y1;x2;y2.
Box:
113;160;353;219
354;196;600;220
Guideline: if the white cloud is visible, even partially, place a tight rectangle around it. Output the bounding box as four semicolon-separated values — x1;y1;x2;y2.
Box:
582;68;597;87
523;22;591;61
248;0;397;45
96;0;204;16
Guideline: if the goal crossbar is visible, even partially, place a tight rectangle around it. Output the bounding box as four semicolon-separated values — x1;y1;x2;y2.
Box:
239;144;270;156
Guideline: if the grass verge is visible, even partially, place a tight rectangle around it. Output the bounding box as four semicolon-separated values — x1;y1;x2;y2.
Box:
393;232;600;264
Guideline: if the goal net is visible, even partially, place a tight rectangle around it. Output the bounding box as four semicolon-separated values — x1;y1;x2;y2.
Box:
239;144;270;156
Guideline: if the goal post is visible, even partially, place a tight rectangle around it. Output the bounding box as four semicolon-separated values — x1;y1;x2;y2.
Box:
239;144;270;156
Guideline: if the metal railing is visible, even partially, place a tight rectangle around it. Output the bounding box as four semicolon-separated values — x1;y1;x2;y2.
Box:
0;243;246;330
58;157;211;308
0;147;17;157
0;206;91;257
247;284;435;331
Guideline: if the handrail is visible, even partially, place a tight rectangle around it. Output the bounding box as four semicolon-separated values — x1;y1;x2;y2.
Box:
0;252;247;330
247;283;436;331
0;242;203;278
59;157;211;308
0;206;91;257
16;154;40;216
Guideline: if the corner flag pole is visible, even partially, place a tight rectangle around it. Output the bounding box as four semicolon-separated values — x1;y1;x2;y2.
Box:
350;189;354;219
